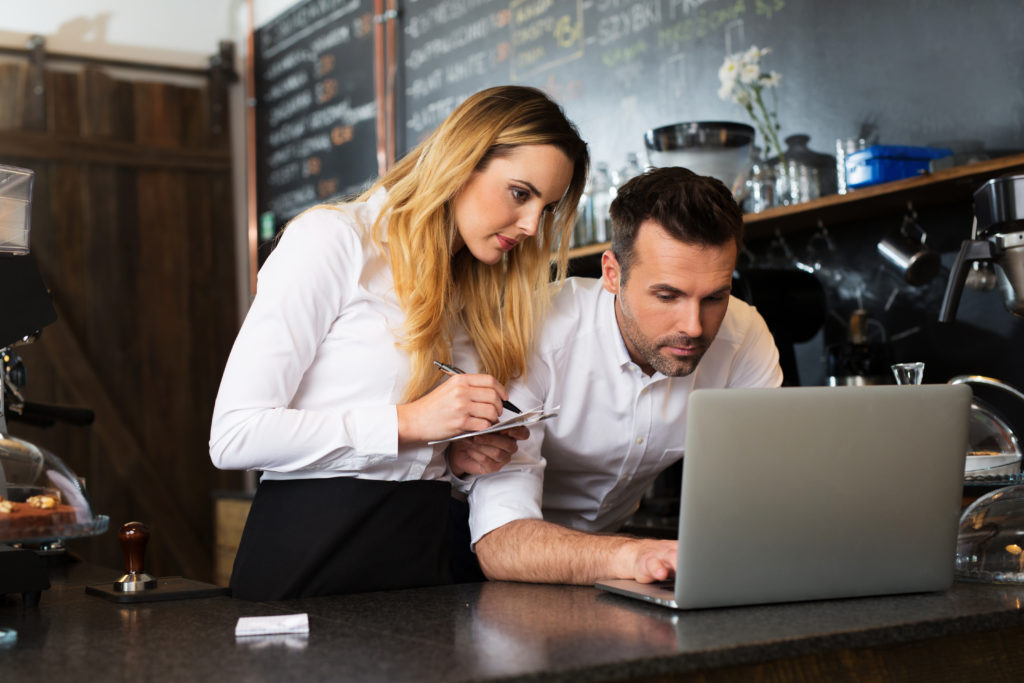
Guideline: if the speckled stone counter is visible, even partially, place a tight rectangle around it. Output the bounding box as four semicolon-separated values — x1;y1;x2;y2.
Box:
3;559;1024;682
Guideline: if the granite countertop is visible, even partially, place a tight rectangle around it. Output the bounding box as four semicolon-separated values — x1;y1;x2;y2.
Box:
3;558;1024;681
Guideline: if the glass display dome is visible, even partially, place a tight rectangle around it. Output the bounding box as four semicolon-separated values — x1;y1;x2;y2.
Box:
0;432;108;545
956;485;1024;584
950;376;1024;485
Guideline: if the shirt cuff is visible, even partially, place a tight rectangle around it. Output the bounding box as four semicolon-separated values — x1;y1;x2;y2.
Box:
467;469;544;547
448;469;475;494
341;404;399;461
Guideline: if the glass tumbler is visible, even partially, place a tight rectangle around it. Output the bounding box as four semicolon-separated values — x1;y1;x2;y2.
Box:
835;137;867;195
891;362;925;385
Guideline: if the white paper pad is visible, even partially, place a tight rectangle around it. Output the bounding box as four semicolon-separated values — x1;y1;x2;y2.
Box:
235;613;309;638
428;406;559;444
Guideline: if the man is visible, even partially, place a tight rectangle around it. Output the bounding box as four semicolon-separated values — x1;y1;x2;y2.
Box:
453;166;783;585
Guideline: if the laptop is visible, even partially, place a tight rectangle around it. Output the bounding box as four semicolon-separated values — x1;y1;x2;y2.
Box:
596;384;972;609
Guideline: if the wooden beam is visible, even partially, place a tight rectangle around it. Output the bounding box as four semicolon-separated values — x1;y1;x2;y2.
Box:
0;41;221;80
37;304;209;580
0;129;231;170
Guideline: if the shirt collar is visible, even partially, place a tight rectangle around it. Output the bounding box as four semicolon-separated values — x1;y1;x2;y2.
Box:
598;286;638;373
367;187;389;245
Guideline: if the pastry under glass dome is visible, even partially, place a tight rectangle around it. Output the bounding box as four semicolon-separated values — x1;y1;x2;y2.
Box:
0;433;108;545
949;376;1024;485
956;485;1024;584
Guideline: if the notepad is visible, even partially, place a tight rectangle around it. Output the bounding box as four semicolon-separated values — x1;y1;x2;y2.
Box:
235;613;309;638
427;406;559;444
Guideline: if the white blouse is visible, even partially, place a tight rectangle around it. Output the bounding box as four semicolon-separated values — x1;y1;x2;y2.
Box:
209;191;475;482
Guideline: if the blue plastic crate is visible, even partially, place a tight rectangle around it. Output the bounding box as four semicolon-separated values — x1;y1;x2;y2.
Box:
846;145;952;188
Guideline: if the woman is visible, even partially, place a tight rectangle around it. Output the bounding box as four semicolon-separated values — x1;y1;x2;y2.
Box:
210;86;589;600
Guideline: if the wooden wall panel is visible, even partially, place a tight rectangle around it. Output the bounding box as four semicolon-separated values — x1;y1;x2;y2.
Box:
81;68;135;141
134;81;183;148
48;71;80;135
0;58;241;581
180;88;207;149
0;64;27;129
136;168;196;572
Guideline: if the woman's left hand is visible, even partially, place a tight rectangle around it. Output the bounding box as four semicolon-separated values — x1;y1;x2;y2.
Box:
448;426;530;477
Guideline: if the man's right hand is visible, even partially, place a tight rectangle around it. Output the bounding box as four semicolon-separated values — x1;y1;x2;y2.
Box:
620;539;678;583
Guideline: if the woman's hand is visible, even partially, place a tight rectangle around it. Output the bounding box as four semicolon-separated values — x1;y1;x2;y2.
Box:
396;372;511;444
448;426;530;477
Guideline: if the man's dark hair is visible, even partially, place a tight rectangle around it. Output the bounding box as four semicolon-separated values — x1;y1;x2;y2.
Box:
609;166;743;282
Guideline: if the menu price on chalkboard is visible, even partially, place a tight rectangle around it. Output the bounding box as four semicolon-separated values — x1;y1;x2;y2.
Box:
254;0;380;258
401;0;512;146
510;0;584;79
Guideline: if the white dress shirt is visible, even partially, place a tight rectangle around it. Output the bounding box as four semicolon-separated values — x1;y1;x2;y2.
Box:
467;277;783;544
209;191;475;482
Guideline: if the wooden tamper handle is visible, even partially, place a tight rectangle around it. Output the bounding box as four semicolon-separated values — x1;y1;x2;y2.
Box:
113;521;158;592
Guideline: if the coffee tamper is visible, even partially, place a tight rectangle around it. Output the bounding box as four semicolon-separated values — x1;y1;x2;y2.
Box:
114;521;158;592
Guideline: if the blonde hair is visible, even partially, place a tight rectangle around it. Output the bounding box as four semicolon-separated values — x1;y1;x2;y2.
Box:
362;86;589;401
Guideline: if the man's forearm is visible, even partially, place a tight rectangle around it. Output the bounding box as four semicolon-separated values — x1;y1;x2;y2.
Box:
475;518;669;585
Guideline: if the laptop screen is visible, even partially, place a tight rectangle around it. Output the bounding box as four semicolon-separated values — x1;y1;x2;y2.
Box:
672;384;971;609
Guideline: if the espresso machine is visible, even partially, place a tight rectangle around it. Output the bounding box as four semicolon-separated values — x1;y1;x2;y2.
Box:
940;174;1024;322
0;165;107;607
938;173;1024;584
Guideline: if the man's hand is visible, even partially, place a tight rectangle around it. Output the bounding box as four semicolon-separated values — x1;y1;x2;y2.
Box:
619;539;677;583
448;426;529;476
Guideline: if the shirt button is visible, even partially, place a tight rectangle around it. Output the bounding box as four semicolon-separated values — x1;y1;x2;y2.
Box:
635;437;643;445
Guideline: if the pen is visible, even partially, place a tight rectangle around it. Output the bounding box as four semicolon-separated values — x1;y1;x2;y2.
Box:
433;360;522;414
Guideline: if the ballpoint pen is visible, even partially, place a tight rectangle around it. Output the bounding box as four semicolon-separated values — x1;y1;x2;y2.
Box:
433;360;522;414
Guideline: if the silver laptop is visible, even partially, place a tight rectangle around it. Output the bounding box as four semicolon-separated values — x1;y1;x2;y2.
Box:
596;384;971;609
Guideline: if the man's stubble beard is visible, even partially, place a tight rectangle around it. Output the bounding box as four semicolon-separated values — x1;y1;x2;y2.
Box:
615;295;706;378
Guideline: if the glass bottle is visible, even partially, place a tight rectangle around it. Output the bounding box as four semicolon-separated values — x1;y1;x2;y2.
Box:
572;183;590;248
613;152;644;188
744;146;776;213
587;163;615;244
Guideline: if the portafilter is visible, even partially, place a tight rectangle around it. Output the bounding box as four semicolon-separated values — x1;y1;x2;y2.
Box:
940;174;1024;321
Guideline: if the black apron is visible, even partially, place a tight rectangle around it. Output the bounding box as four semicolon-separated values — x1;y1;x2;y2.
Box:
230;477;479;601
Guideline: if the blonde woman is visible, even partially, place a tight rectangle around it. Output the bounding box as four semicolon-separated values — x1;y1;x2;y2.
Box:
210;86;589;600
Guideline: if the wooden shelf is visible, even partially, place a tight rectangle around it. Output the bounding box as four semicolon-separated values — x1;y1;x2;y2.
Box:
564;241;609;259
566;152;1024;259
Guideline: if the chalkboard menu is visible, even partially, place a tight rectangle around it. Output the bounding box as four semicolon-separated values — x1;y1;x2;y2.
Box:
253;0;379;259
253;0;1024;257
400;0;796;172
399;0;1024;179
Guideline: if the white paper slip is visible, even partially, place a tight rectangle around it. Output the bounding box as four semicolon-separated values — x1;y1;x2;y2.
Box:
428;406;559;445
235;613;309;638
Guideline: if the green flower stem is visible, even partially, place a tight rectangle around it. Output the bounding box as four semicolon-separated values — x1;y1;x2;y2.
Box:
751;86;786;168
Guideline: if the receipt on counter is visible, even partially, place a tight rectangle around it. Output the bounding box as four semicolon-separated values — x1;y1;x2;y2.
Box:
427;406;559;445
235;613;309;638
